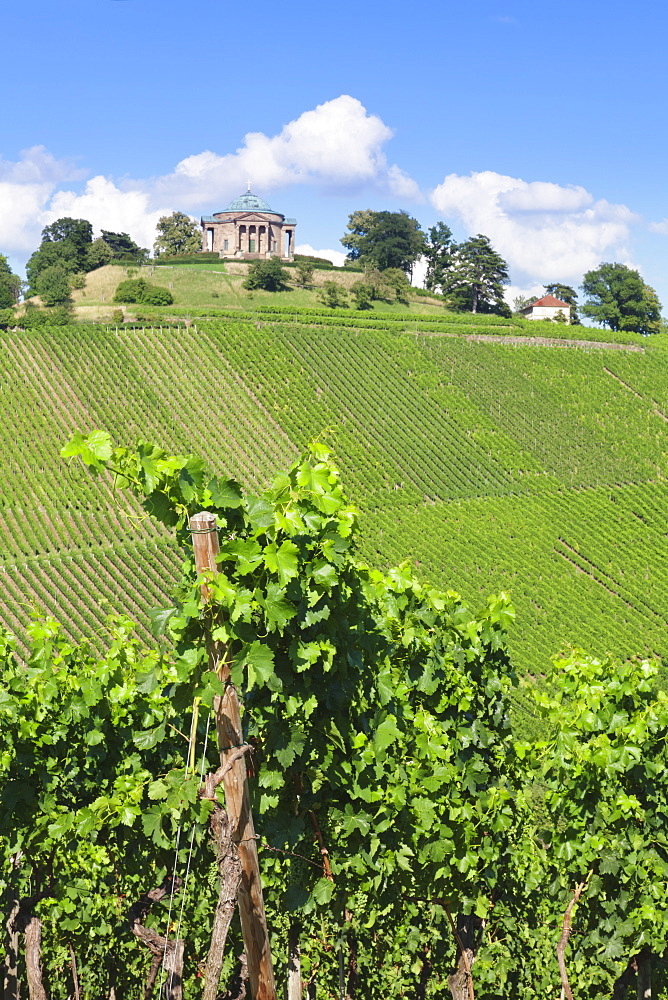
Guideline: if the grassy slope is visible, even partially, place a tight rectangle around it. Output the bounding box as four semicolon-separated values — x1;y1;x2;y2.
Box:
69;264;449;320
2;298;668;685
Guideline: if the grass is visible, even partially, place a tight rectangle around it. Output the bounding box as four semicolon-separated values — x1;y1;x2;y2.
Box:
69;264;451;319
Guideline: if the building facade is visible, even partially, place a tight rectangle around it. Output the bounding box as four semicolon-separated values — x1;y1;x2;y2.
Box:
520;294;572;323
200;188;297;260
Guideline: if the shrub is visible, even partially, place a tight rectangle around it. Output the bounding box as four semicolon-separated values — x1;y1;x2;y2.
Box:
114;278;146;303
68;272;87;291
243;258;290;292
351;282;374;310
318;280;348;309
141;285;174;306
114;278;173;305
111;309;124;323
295;261;315;287
36;265;72;306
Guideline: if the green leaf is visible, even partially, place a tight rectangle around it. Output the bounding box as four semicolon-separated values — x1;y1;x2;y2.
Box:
232;641;275;691
373;716;402;755
208;476;243;509
264;540;299;586
310;560;338;590
312;877;335;905
148;607;176;639
60;430;112;472
133;721;166;750
259;583;296;632
246;495;275;532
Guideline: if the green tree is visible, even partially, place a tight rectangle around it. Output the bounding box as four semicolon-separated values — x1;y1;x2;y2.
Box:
100;229;149;264
85;237;114;270
424;221;456;292
350;281;374;310
341;210;426;275
543;282;581;324
26;217;94;292
0;254;20;309
581;262;662;334
513;294;538;314
317;279;348;308
445;234;511;315
153;211;202;257
243;257;290;292
294;260;315;287
36;264;72;306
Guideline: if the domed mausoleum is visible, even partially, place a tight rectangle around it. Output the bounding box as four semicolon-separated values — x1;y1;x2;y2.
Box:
200;186;297;259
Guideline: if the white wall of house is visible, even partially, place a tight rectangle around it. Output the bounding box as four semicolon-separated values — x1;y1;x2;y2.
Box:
525;305;571;323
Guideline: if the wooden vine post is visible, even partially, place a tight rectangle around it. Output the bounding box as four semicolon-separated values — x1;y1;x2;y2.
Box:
190;511;277;1000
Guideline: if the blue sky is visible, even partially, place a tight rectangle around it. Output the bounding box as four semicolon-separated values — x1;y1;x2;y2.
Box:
2;0;668;306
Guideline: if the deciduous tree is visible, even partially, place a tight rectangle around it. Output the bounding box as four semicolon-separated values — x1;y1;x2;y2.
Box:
424;221;456;292
26;217;94;292
0;254;20;309
243;257;290;292
153;211;202;257
581;262;661;334
341;210;425;275
36;264;72;306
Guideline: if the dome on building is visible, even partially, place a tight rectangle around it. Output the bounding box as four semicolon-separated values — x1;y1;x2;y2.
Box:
223;189;276;214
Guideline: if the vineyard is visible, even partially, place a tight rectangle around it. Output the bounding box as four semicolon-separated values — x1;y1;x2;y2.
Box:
2;309;668;680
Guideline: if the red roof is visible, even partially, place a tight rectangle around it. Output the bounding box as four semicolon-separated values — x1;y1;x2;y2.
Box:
521;295;571;311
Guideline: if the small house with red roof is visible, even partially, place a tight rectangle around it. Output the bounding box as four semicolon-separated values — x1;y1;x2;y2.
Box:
519;295;572;324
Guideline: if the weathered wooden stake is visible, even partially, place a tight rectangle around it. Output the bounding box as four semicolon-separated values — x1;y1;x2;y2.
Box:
190;511;277;1000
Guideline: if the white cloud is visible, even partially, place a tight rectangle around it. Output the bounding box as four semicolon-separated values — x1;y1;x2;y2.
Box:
295;243;347;267
47;176;166;250
649;219;668;235
156;95;416;206
430;170;636;284
0;146;84;254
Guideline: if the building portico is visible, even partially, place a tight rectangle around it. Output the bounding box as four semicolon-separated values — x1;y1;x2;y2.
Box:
201;187;296;260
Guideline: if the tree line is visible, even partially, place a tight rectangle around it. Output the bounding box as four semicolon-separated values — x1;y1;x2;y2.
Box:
0;206;664;333
340;209;664;332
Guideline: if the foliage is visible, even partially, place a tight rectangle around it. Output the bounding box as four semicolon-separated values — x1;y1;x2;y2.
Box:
424;221;456;292
55;431;522;996
86;237;114;270
153;211;202;257
317;279;348;308
101;229;149;264
114;278;174;305
531;649;668;991
26;218;94;293
243;257;290;292
0;254;21;308
341;210;426;274
294;260;315;286
36;264;72;306
512;294;537;314
351;281;374;310
582;262;662;334
68;272;87;290
444;234;511;315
